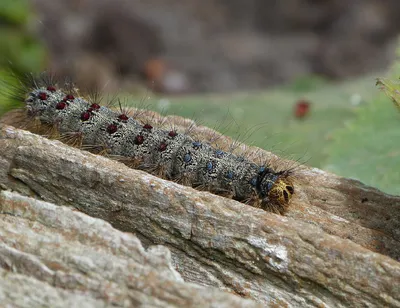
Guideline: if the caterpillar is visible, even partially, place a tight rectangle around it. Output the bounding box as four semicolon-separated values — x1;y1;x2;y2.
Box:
1;72;295;214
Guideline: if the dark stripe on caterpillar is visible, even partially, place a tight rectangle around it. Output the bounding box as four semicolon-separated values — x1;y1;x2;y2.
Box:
3;73;295;214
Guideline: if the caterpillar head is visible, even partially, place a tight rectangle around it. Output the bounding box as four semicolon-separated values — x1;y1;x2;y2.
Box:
267;177;294;206
257;168;294;213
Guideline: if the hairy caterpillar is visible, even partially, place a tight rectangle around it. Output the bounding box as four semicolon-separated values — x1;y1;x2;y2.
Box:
1;73;295;214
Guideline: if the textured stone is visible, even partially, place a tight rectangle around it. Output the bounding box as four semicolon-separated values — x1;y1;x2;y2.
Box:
0;190;260;308
0;124;399;307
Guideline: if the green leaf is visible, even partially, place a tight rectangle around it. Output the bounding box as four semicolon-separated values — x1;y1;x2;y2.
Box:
0;0;29;25
376;77;400;111
323;93;400;195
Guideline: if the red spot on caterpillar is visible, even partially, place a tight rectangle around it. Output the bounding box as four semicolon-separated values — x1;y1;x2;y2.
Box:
107;124;118;134
81;111;91;121
118;114;129;122
135;135;144;145
46;86;56;92
143;124;153;130
65;94;75;101
294;99;311;119
158;142;167;151
56;101;67;110
38;92;47;100
168;130;177;138
90;103;101;110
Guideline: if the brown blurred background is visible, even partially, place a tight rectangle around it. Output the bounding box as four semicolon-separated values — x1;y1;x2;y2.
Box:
24;0;400;93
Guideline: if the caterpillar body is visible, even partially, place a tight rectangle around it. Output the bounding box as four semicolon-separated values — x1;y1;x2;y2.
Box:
4;73;295;214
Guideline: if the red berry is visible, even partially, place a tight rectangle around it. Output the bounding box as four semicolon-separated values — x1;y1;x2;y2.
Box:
46;86;56;92
294;99;311;119
107;124;118;134
65;94;75;101
38;92;47;100
143;124;153;130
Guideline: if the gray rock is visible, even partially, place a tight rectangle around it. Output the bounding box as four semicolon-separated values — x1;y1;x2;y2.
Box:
0;190;260;308
0;124;399;307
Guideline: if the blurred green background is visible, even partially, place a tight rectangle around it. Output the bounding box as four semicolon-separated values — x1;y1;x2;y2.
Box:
0;0;399;196
0;0;47;114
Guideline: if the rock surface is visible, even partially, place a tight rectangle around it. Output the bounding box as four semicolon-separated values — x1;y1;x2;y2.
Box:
0;190;260;307
0;124;399;307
